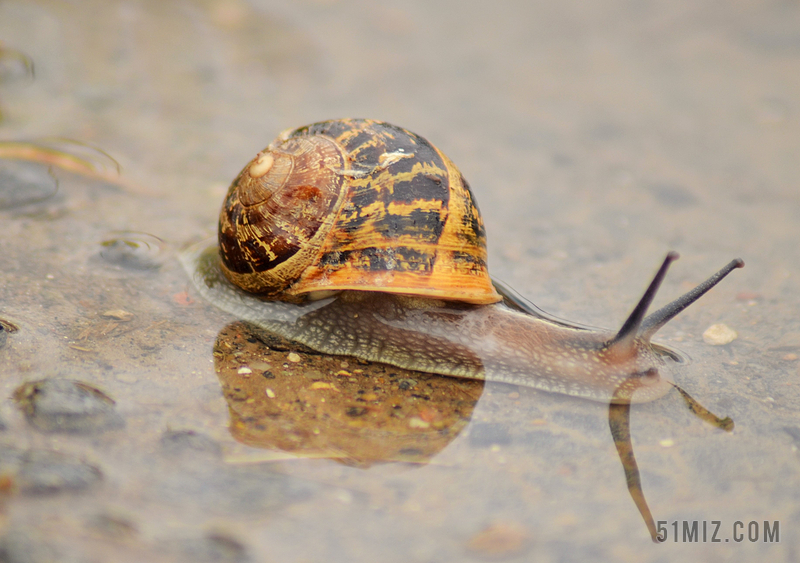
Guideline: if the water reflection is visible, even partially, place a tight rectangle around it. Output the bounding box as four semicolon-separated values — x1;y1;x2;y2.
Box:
183;243;697;404
214;321;483;467
188;241;739;539
609;380;734;542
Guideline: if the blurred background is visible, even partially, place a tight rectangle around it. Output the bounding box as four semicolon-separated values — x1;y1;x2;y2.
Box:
0;1;798;561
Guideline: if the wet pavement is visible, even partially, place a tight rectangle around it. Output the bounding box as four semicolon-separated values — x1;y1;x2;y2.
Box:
1;0;799;561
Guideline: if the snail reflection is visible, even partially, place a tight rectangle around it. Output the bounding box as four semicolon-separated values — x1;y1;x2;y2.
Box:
608;378;733;542
181;118;742;539
214;321;482;467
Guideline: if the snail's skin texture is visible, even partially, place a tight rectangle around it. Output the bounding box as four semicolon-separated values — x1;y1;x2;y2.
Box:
218;119;501;305
181;244;681;404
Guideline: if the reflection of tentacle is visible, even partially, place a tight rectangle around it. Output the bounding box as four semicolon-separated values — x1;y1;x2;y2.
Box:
608;402;660;543
610;380;735;542
670;383;734;431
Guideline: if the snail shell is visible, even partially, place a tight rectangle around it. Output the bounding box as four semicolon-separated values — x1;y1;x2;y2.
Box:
218;119;500;304
182;119;744;404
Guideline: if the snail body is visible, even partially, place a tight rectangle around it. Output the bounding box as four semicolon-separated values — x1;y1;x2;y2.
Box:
182;119;743;404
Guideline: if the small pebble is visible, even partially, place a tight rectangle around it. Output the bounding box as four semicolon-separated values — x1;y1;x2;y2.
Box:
237;366;252;375
408;417;430;429
13;379;124;434
782;353;798;361
287;352;301;363
265;388;276;398
703;323;738;345
100;309;134;322
659;438;675;448
397;378;417;390
99;234;164;271
309;382;338;391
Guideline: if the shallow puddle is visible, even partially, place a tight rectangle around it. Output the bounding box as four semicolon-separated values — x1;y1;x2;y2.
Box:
1;1;799;561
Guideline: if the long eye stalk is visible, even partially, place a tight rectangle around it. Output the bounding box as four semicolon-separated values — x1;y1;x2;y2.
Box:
611;254;744;353
639;258;744;341
611;252;679;351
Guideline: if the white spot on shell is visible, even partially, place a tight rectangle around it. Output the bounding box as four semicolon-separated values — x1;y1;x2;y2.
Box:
378;150;414;169
248;153;274;178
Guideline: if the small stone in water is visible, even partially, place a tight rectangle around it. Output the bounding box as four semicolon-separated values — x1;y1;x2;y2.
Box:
99;234;163;271
703;323;738;345
100;309;134;321
237;366;252;375
287;352;301;363
13;379;125;434
408;417;430;429
265;388;276;398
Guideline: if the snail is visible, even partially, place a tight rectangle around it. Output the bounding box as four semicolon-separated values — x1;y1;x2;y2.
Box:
181;118;743;404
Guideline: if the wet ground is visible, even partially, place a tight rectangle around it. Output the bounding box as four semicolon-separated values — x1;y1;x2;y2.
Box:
1;0;799;561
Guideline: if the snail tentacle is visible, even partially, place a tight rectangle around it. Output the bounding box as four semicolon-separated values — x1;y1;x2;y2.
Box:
611;252;679;352
639;258;745;340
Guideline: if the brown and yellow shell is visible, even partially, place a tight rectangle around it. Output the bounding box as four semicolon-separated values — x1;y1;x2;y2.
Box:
218;118;502;304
